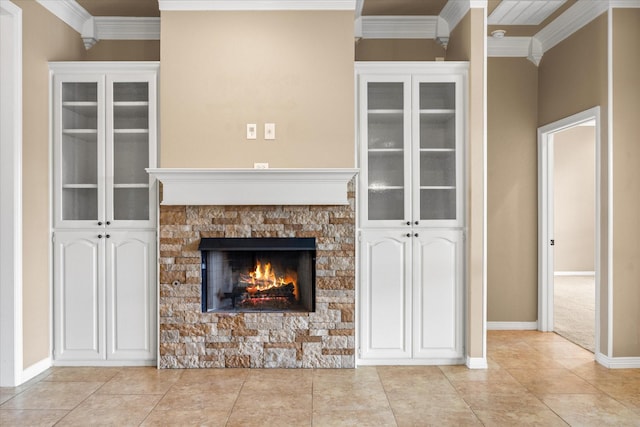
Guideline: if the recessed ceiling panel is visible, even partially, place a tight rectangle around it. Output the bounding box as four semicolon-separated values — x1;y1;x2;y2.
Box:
362;0;448;16
77;0;160;17
488;0;566;25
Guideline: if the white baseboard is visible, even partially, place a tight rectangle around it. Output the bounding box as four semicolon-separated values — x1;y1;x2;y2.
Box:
554;271;596;276
466;356;488;369
595;353;640;369
21;357;52;383
487;321;538;330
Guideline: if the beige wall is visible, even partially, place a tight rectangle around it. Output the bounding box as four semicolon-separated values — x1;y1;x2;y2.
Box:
17;0;86;368
554;126;596;272
16;0;160;368
160;11;354;168
487;57;538;322
355;39;445;61
612;8;640;357
85;40;160;61
538;13;609;354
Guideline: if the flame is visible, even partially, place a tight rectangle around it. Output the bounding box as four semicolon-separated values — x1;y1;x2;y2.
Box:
240;260;299;300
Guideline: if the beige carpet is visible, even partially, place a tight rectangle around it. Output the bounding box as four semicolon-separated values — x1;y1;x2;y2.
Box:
553;275;595;352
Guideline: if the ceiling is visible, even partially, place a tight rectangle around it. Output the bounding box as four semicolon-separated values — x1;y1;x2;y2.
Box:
75;0;573;37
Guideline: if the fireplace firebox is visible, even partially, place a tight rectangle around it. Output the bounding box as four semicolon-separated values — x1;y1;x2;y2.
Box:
199;238;316;313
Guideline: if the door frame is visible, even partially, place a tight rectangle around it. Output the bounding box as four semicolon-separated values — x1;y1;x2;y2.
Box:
0;0;23;387
537;107;601;349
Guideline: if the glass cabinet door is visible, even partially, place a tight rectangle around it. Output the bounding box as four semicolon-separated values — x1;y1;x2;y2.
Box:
56;77;105;227
361;77;411;226
413;77;462;226
106;77;156;226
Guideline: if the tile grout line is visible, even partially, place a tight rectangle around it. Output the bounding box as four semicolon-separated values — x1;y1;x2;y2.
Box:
136;368;184;426
438;365;486;426
375;367;400;427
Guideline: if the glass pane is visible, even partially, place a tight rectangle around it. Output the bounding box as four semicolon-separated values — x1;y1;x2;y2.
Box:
368;82;403;110
114;134;149;184
113;82;149;102
420;189;456;220
420;83;455;110
420;152;455;187
114;188;149;221
368;151;403;188
61;82;98;221
420;114;455;150
369;189;404;221
63;188;97;220
369;113;403;150
111;82;150;221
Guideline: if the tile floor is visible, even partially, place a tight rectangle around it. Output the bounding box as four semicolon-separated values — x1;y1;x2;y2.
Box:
1;331;639;426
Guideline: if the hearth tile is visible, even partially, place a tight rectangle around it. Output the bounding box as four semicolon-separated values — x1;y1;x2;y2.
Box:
0;409;68;426
55;394;160;426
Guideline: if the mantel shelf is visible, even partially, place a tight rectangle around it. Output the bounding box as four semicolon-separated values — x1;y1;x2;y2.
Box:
146;168;359;206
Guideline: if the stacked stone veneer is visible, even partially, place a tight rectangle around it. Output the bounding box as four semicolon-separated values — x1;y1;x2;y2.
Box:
158;183;356;369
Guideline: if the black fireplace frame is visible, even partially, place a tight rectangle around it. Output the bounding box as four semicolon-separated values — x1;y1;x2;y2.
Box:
199;237;317;313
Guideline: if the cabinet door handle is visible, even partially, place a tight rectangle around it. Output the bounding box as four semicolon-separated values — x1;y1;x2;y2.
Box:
414;221;419;225
98;221;102;226
106;221;111;226
106;234;111;239
406;221;411;226
406;233;411;238
414;233;419;237
98;234;103;239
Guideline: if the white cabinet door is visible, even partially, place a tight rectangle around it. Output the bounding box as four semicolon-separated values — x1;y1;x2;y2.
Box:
53;232;105;361
359;230;412;360
105;231;156;361
413;230;464;360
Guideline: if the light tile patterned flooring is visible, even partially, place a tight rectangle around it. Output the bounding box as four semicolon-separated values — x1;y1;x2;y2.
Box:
2;331;640;426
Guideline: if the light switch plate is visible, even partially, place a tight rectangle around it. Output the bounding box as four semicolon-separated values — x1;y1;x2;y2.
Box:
247;123;257;139
264;123;275;140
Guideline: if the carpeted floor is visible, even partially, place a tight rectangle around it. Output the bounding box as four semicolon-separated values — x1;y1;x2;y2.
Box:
553;275;595;352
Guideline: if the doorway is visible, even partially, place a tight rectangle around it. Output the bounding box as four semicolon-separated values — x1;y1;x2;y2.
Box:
538;107;600;354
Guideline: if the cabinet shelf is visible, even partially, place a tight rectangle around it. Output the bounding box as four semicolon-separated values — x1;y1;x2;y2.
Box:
420;186;456;190
63;129;98;134
113;101;149;107
113;183;149;189
113;129;149;134
62;101;98;109
368;109;404;115
63;184;98;189
368;148;404;153
420;109;455;115
420;148;455;152
369;185;404;190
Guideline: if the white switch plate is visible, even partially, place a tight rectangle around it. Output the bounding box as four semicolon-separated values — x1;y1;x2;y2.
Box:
264;123;276;140
254;162;269;169
247;123;257;139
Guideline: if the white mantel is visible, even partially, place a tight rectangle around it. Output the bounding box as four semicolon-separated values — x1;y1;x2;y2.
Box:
146;168;359;206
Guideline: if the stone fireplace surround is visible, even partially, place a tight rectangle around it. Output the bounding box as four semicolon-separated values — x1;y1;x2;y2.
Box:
153;169;357;369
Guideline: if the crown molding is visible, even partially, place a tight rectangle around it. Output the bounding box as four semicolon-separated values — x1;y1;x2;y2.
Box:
440;0;469;32
487;36;531;57
36;0;90;33
610;0;640;6
94;17;161;40
360;16;438;39
535;0;608;53
158;0;356;11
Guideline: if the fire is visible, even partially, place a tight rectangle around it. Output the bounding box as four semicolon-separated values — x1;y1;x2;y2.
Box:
240;261;299;301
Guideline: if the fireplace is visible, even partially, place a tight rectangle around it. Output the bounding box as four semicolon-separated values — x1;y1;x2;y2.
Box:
199;237;316;313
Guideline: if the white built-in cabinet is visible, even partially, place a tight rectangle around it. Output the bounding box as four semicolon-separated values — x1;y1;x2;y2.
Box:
356;62;467;365
50;62;158;365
